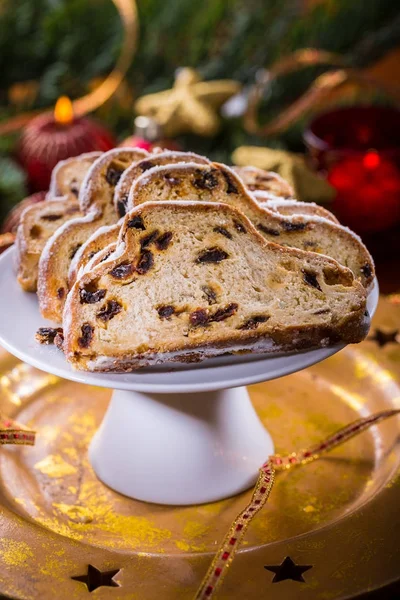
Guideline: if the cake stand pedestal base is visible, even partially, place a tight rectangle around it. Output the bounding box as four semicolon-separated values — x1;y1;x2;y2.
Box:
89;386;274;505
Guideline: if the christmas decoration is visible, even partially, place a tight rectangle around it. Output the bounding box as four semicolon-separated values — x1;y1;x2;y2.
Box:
232;145;335;204
134;67;241;137
0;414;35;446
306;105;400;232
71;564;120;592
1;191;46;235
119;116;181;152
0;157;27;226
196;407;400;599
369;328;400;347
18;97;116;191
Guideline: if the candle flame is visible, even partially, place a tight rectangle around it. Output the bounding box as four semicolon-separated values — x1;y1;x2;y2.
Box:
54;96;74;125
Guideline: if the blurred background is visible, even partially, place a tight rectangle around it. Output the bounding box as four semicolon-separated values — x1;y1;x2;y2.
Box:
0;0;399;287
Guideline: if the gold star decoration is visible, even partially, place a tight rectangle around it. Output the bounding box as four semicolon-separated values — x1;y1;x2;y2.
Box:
232;145;335;205
369;328;400;348
264;556;312;583
71;564;120;592
135;67;241;137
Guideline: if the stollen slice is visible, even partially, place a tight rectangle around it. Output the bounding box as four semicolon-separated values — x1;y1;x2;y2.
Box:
114;150;210;217
63;202;369;372
128;162;374;290
15;199;82;292
47;151;102;201
233;165;294;198
69;150;206;285
37;148;147;322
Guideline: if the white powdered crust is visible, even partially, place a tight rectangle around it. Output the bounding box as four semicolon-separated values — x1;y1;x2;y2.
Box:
113;150;210;217
47;152;102;201
63;202;369;372
127;162;374;289
254;193;339;223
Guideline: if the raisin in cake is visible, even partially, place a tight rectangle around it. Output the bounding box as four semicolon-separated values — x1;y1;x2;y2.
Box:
37;148;147;322
114;151;210;217
128;163;374;289
47;151;102;201
15;200;82;292
63;202;369;372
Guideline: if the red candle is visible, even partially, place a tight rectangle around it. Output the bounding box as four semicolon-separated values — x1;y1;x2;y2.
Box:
304;106;400;233
18;97;116;191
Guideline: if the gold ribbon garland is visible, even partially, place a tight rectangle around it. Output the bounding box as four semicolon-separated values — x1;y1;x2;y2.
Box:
195;408;400;599
243;48;400;137
0;0;138;134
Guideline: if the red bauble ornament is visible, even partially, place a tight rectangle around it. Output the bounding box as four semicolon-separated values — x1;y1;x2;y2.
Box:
119;116;181;152
305;105;400;233
328;152;400;233
1;191;47;235
18;97;116;192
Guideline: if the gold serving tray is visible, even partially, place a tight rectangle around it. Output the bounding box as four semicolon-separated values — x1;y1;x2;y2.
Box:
0;296;399;599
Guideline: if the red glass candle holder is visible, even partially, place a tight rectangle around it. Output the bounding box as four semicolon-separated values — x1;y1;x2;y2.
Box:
304;105;400;233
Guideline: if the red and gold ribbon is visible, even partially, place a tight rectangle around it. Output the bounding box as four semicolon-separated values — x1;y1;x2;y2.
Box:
195;408;400;599
0;414;35;445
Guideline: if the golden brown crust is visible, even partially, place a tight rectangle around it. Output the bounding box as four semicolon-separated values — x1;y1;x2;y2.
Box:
63;202;368;372
128;162;374;289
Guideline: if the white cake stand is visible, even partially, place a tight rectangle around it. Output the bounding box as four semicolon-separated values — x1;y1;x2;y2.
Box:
0;247;378;505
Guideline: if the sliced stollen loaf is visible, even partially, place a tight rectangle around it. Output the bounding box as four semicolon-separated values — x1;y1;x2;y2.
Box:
233;166;294;198
69;155;327;282
253;191;339;224
114;150;210;217
15;200;82;292
37;148;147;322
68;223;121;285
63;202;369;372
128;163;374;289
16;151;102;291
47;151;102;200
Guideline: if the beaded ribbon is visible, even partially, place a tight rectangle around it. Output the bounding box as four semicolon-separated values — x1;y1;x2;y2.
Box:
195;408;400;599
0;414;35;445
